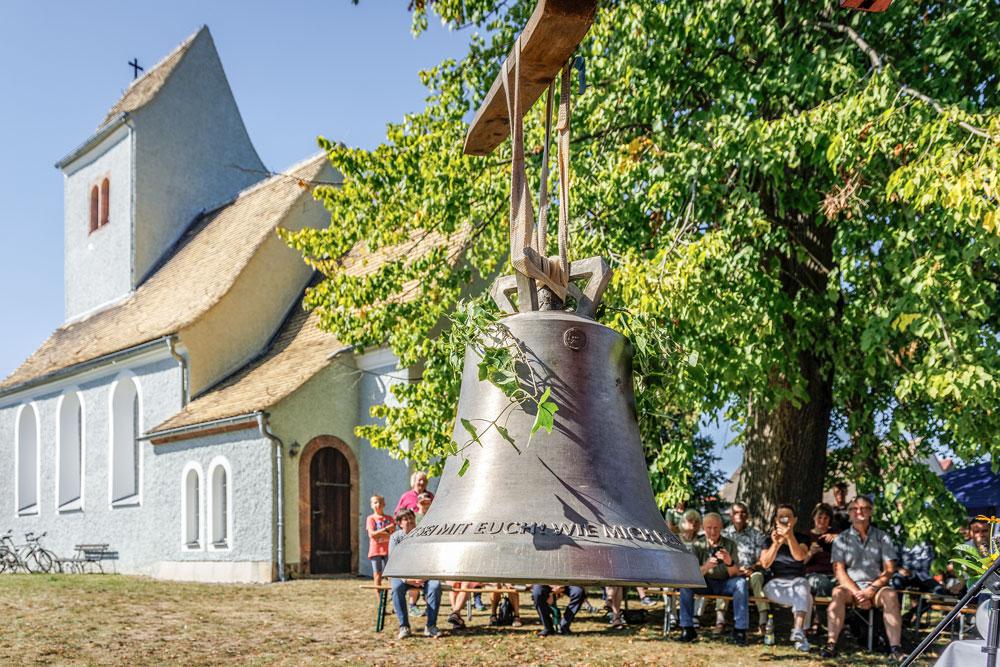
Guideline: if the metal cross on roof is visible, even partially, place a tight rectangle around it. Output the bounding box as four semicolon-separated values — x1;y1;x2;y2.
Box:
129;58;144;80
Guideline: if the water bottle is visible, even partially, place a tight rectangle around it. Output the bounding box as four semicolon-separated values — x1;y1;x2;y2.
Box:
764;611;775;646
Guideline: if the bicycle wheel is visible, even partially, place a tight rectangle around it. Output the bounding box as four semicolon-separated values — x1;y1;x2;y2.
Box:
28;549;54;574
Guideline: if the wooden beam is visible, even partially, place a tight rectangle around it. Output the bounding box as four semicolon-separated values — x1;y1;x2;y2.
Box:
463;0;597;156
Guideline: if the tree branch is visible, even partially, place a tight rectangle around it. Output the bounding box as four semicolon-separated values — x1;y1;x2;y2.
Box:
900;86;999;142
818;21;883;70
818;20;997;142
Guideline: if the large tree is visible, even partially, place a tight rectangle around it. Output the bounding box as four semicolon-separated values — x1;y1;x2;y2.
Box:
284;0;999;550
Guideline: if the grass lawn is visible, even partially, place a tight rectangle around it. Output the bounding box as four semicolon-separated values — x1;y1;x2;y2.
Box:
0;574;944;666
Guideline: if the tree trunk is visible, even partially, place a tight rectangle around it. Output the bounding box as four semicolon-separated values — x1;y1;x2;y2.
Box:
737;178;835;524
739;352;833;525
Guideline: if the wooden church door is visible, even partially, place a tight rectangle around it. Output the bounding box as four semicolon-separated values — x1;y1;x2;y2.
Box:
310;447;352;573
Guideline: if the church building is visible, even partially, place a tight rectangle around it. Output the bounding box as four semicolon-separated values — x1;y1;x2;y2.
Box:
0;26;413;583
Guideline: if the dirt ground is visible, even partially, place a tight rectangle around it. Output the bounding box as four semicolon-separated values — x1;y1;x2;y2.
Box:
0;574;943;666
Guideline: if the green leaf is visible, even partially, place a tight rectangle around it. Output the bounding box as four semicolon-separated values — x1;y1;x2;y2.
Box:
495;424;520;453
460;418;479;443
531;398;558;436
458;458;471;477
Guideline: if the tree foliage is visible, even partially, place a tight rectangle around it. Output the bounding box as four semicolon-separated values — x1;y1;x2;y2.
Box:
282;0;999;557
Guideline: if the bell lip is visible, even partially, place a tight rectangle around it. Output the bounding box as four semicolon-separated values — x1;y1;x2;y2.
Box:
379;573;707;589
382;543;706;589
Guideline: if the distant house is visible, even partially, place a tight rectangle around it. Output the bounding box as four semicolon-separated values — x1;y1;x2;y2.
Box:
0;27;414;583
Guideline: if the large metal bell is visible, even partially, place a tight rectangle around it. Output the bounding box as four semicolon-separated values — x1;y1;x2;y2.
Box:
384;309;704;587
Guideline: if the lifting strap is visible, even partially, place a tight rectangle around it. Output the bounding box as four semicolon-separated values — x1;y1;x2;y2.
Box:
501;44;574;310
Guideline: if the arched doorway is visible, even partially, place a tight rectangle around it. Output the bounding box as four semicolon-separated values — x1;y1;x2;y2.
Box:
299;436;358;575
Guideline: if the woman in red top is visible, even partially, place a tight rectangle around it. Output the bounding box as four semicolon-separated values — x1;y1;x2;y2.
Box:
395;471;433;513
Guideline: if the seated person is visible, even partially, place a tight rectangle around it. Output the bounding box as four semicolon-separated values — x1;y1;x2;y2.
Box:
891;540;944;594
759;503;813;652
531;584;586;637
605;586;627;629
723;502;769;633
678;512;749;645
804;502;839;598
821;496;903;661
489;587;523;627
446;581;480;629
388;508;441;639
679;509;702;550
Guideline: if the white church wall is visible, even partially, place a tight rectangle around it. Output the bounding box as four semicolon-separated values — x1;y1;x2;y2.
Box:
148;428;274;583
0;353;183;574
129;27;264;288
60;124;134;320
354;352;415;577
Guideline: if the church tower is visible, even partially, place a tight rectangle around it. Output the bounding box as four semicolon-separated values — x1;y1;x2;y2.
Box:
56;27;266;321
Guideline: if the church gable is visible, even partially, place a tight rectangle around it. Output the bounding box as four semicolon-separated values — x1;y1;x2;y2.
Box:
57;26;266;321
1;155;333;396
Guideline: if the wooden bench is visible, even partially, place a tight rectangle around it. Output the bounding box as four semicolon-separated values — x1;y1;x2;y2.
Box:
656;587;976;650
360;583;521;632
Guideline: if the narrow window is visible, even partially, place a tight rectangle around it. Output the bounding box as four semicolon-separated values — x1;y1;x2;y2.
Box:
183;467;201;548
57;392;84;511
100;178;110;227
110;376;140;504
16;404;39;515
89;186;99;233
209;460;230;548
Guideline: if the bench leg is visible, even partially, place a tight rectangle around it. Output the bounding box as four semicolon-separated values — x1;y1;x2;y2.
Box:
376;588;387;633
867;608;874;652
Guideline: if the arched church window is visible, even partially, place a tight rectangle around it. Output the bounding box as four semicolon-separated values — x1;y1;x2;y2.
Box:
57;391;84;511
208;457;232;549
100;178;110;227
181;463;203;549
110;374;141;505
16;403;39;515
89;186;99;233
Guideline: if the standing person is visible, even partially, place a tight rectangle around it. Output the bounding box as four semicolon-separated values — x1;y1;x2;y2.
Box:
830;482;851;532
395;471;433;513
388;508;441;639
677;512;750;646
820;496;904;661
723;502;769;634
804;502;839;635
365;495;395;591
532;584;586;636
759;504;813;652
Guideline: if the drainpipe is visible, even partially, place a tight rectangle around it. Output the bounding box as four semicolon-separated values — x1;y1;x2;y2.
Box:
258;412;286;582
165;336;189;405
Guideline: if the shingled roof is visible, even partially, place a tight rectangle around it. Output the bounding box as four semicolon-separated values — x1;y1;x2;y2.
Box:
101;26;204;128
0;154;330;394
147;226;471;439
149;300;349;437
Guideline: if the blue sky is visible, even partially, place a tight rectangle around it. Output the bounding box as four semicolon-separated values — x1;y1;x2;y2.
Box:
0;2;744;478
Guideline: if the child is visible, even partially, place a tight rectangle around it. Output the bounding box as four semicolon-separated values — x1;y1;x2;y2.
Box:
415;491;433;523
366;495;395;590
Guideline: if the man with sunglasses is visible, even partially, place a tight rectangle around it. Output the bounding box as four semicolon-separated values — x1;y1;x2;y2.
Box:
820;496;904;661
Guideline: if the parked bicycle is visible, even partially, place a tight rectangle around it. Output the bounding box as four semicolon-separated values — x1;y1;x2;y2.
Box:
0;531;57;573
